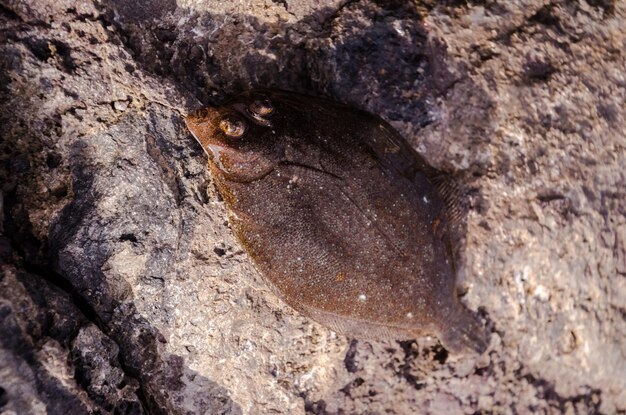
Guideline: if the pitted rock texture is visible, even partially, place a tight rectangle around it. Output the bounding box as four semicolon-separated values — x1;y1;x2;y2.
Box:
0;0;624;414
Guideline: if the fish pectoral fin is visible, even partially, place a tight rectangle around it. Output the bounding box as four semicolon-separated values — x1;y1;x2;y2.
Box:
280;160;342;180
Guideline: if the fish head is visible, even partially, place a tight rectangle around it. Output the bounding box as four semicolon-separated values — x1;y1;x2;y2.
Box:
184;91;283;182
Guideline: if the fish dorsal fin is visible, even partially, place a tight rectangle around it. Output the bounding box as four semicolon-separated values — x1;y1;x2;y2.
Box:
363;120;467;230
427;172;466;228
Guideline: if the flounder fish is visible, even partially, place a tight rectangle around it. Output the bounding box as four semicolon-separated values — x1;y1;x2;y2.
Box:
185;89;489;354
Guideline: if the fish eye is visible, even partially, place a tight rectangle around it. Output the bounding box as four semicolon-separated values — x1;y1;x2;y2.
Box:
248;99;274;117
219;116;246;138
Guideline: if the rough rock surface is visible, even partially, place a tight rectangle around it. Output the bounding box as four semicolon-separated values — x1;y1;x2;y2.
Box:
0;0;624;414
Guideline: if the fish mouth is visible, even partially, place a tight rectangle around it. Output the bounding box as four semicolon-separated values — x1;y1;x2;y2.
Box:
184;107;222;152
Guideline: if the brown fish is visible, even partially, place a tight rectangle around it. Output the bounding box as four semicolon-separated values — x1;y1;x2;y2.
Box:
185;89;489;354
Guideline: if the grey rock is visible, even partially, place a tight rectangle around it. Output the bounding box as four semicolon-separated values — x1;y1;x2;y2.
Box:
0;0;624;414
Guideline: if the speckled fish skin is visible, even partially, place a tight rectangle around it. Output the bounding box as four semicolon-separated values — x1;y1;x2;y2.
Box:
185;89;489;354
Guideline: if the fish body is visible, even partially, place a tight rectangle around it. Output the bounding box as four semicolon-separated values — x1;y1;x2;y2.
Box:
185;89;489;354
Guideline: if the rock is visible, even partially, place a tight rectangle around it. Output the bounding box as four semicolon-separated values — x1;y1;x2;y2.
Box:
0;0;624;413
